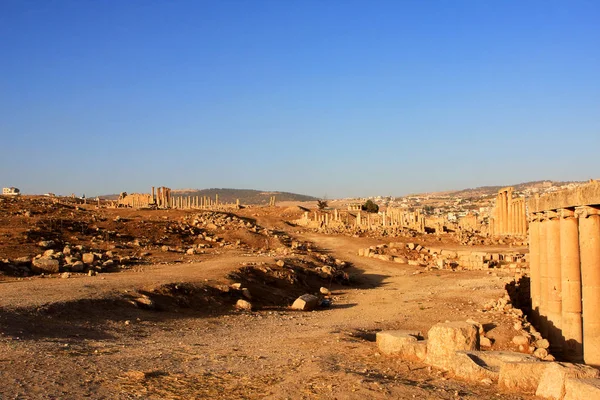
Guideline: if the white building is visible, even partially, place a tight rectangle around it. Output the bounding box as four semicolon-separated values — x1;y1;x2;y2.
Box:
2;187;20;195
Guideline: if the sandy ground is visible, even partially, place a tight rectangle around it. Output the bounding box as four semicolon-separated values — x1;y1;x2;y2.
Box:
0;211;533;400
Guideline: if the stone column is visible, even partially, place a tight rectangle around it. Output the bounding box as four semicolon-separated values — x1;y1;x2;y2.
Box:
546;210;563;354
577;206;600;367
529;214;541;325
508;199;514;235
560;208;583;361
498;193;504;235
538;213;549;338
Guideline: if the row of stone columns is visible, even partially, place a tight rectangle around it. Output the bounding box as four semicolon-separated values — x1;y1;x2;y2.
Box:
493;188;527;236
529;205;600;365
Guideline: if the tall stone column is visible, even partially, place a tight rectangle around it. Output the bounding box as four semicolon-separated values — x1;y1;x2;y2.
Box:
538;214;549;338
499;192;505;235
508;200;514;235
577;206;600;367
546;210;563;354
560;208;583;361
529;214;541;325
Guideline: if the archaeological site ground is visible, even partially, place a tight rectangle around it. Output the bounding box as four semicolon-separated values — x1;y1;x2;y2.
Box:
1;181;600;399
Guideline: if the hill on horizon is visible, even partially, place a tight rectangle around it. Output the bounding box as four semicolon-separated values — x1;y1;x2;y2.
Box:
410;180;587;198
101;188;318;205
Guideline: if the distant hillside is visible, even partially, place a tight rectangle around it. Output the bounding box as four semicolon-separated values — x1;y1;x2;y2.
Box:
101;188;318;205
438;180;585;198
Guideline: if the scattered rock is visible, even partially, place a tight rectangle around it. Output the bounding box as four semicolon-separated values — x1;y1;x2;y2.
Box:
31;258;60;274
235;299;253;311
291;294;319;311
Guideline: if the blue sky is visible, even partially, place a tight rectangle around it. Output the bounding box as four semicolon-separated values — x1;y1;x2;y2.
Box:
1;1;599;198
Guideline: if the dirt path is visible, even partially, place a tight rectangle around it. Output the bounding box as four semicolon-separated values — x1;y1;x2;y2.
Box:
0;228;531;399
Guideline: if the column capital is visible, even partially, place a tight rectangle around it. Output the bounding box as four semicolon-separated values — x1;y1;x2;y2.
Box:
545;210;560;220
575;205;600;218
559;208;577;219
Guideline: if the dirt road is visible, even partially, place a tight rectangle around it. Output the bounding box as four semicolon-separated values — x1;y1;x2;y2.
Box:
0;226;531;399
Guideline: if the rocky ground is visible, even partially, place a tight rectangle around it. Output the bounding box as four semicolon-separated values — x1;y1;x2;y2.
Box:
0;198;539;399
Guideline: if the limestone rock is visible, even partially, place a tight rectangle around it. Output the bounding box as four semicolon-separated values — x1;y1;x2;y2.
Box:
38;240;56;249
448;351;499;382
536;362;600;400
82;253;95;264
535;338;550;349
498;361;547;393
425;321;479;369
534;348;549;359
291;294;319;311
31;258;60;274
242;288;252;300
564;378;600;400
71;261;85;272
376;330;426;361
512;335;530;346
393;256;408;264
480;336;493;348
319;287;331;295
235;299;253;311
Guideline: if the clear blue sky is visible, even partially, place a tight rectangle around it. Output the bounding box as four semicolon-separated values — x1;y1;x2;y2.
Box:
1;1;599;198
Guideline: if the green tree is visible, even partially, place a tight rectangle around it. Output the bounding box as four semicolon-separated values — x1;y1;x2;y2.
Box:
362;200;379;213
317;199;328;210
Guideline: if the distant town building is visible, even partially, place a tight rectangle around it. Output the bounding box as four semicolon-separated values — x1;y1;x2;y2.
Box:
2;187;20;196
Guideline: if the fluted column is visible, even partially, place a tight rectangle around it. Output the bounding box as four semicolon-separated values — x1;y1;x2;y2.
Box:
529;214;541;325
538;213;549;338
560;208;583;361
577;206;600;367
546;210;563;354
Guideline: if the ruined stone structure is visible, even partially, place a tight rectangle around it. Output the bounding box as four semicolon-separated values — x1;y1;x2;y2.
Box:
458;213;478;231
269;196;276;207
528;179;600;366
171;193;240;211
490;187;527;236
296;207;427;234
117;187;238;211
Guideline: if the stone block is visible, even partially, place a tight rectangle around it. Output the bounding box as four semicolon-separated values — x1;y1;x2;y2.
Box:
31;258;60;274
376;330;426;361
291;294;319;311
536;362;600;400
82;253;95;264
498;361;547;393
425;322;479;369
564;378;600;400
448;351;499;382
393;256;408;264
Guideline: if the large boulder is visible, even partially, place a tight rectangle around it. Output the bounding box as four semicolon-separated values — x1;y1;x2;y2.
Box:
536;362;600;399
376;330;426;361
564;378;600;400
425;322;479;369
31;258;60;274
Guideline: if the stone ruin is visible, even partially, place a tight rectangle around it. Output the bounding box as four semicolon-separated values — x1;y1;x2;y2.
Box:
295;207;427;234
528;179;600;366
357;241;527;273
116;187;240;211
117;186;172;208
490;187;528;237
